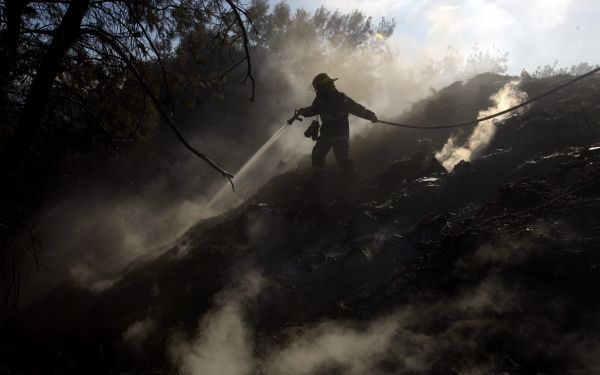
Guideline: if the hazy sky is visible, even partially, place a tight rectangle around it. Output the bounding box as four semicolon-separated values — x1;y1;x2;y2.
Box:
278;0;599;74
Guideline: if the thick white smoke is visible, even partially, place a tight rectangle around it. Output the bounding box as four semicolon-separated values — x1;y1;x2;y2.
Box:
435;80;528;171
169;272;263;375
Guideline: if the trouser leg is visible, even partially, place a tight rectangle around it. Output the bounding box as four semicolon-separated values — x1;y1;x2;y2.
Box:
312;138;332;176
332;138;356;178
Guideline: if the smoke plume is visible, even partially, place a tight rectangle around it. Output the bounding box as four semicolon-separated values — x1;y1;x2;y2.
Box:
123;316;157;353
264;317;401;375
169;272;263;375
435;80;528;171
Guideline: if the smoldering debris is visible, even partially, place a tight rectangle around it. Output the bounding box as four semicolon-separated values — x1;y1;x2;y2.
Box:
168;240;591;375
260;279;517;375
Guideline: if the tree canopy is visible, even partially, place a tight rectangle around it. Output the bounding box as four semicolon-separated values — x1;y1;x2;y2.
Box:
0;0;257;322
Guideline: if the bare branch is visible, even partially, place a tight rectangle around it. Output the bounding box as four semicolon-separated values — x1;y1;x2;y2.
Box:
224;0;255;101
127;2;176;115
82;26;235;189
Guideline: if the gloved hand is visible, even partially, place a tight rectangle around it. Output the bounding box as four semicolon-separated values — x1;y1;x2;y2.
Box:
365;110;378;123
304;120;320;141
287;110;303;125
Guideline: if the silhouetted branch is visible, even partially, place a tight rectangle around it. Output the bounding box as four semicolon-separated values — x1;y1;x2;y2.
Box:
81;26;235;189
225;0;255;101
127;2;175;115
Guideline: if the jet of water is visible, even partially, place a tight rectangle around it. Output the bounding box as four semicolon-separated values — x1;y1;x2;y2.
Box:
206;124;289;212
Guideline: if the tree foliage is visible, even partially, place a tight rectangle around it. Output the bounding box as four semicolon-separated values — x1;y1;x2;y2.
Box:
0;0;256;322
248;1;395;50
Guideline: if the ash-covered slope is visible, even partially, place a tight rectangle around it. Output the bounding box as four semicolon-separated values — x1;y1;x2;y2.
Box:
3;73;600;374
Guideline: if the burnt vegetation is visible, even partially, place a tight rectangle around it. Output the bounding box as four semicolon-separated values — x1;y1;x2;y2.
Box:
3;72;600;374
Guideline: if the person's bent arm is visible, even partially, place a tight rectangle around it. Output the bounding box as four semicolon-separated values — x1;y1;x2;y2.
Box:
298;104;317;117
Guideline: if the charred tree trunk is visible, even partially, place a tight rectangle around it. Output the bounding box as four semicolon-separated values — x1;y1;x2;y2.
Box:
0;0;26;91
6;0;90;167
0;0;90;323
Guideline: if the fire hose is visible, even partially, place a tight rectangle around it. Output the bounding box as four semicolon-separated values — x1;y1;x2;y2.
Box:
373;66;600;130
214;66;600;194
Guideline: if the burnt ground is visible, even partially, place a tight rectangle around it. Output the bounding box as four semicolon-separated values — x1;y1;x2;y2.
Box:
2;73;600;374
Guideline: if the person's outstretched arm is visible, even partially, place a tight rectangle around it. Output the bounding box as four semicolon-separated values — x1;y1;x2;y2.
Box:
344;95;378;123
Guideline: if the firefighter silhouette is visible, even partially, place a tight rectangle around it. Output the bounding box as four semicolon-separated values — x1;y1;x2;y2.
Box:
295;73;378;181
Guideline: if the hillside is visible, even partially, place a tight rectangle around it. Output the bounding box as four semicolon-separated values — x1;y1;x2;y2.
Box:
2;73;600;374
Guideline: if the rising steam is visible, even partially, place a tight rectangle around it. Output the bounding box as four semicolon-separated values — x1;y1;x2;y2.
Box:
169;272;263;375
435;80;528;171
167;238;600;375
168;271;403;375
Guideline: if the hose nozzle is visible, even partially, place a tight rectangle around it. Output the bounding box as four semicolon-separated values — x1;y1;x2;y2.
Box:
287;110;303;125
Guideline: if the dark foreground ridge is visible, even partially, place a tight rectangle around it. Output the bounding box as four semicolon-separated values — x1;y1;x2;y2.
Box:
3;73;600;374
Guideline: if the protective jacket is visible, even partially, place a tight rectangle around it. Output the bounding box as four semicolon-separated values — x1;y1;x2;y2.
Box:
298;90;375;139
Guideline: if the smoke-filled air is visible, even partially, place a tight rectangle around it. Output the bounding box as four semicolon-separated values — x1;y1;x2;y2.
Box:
2;0;600;374
18;1;513;302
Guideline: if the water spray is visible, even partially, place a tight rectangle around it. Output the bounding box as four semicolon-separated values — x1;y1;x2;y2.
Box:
205;112;304;212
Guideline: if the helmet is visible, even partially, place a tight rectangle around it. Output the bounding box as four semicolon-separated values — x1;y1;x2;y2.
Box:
312;73;338;90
